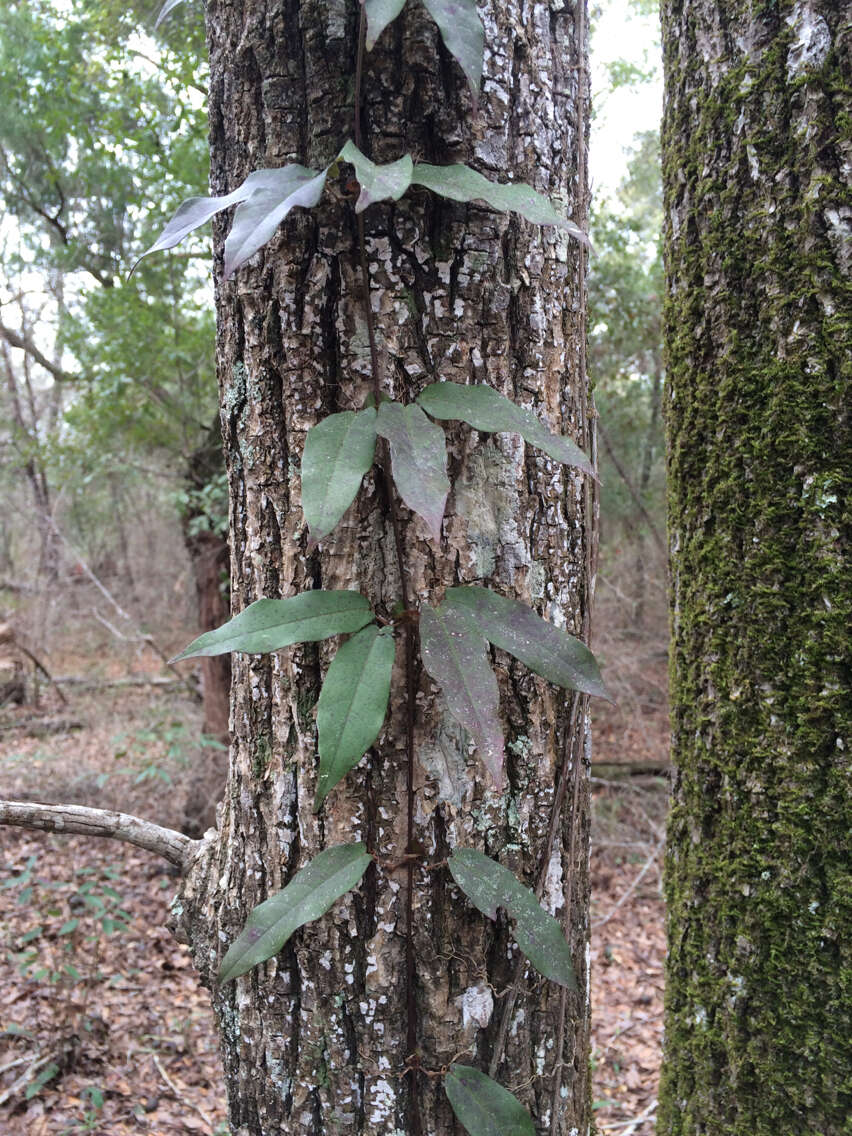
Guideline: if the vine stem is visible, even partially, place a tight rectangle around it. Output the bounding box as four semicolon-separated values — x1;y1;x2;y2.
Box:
352;7;422;1133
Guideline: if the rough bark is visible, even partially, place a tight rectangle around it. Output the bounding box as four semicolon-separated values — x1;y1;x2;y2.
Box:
182;421;232;838
660;1;850;1132
172;1;595;1132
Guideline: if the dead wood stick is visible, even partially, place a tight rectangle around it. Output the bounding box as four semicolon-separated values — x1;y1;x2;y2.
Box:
0;1053;54;1107
151;1053;214;1131
0;800;198;872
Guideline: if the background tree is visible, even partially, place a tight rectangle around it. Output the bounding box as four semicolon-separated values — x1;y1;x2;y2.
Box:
659;0;850;1130
0;0;230;784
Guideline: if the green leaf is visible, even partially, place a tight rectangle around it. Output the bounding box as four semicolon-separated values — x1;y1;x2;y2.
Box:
448;848;576;987
444;1065;535;1136
25;1062;60;1102
315;626;396;811
133;164;328;278
224;166;329;278
302;409;377;542
419;604;505;790
154;0;187;29
219;844;372;983
364;0;407;49
339;141;414;214
170;592;374;661
421;0;485;97
411;163;588;245
417;381;593;476
443;586;611;700
375;402;450;540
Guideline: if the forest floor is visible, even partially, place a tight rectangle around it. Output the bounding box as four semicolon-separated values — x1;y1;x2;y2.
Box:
0;643;667;1135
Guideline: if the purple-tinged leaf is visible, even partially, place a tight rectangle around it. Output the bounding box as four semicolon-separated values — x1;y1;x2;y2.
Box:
411;163;589;246
170;591;373;661
420;603;505;790
154;0;187;29
375;402;449;541
315;626;396;812
339;140;413;213
445;1064;535;1136
418;381;593;476
421;0;485;97
364;0;408;50
219;844;372;983
448;848;576;987
302;409;377;542
443;586;611;700
224;165;329;278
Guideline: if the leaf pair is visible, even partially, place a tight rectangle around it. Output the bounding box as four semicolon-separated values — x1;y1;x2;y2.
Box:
131;164;329;280
340;141;588;246
303;381;591;549
365;0;484;100
420;586;609;789
301;400;448;544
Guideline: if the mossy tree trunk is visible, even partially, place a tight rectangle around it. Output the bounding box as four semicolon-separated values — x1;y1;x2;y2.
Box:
171;1;596;1133
660;0;850;1132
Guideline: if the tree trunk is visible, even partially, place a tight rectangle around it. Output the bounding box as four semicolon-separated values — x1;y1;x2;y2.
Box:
660;1;850;1132
173;1;595;1132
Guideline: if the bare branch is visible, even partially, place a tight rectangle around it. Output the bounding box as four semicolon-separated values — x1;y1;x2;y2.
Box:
0;319;77;384
0;800;198;872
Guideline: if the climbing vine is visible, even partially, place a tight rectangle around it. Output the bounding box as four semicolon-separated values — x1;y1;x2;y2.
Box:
146;0;605;1131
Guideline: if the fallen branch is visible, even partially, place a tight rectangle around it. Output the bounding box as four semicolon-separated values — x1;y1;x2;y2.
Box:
0;800;198;872
0;1052;55;1108
0;717;83;735
54;674;186;690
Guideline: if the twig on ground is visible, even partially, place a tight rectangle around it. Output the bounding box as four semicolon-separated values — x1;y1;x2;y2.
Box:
600;1097;658;1133
152;1053;213;1132
593;837;664;927
0;1052;54;1107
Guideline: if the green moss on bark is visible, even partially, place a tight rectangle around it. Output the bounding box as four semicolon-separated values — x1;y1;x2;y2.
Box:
659;0;851;1132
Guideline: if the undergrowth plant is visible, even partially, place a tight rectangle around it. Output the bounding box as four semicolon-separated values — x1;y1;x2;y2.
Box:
140;0;607;1130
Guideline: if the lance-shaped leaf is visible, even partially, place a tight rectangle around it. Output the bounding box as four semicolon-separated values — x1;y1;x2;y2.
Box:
418;381;593;476
170;592;374;662
339;141;414;214
314;626;396;812
219;844;372;983
421;0;485;97
364;0;407;49
376;402;450;541
420;603;504;790
449;848;576;987
411;163;588;245
445;1065;535;1136
224;165;329;278
443;586;610;700
154;0;187;29
302;409;377;542
132;164;328;277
